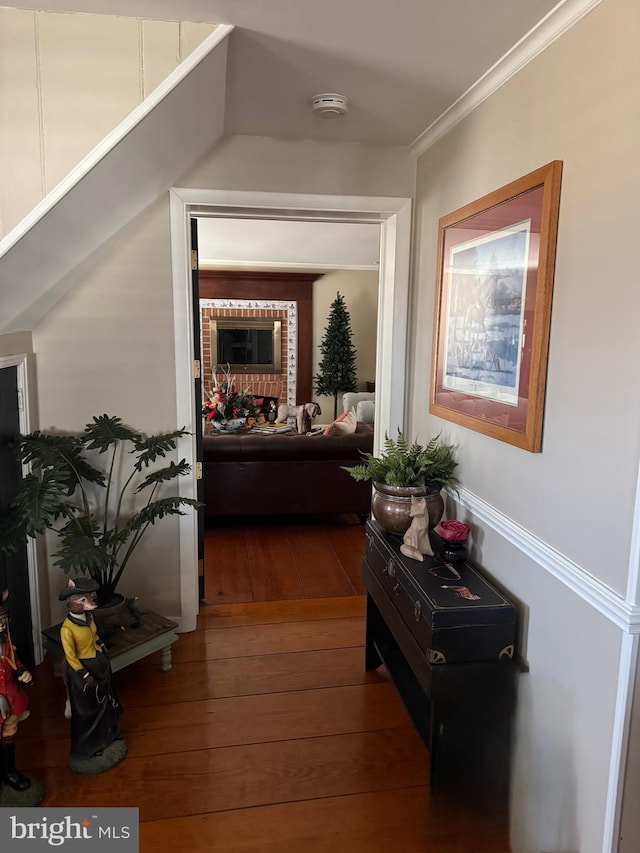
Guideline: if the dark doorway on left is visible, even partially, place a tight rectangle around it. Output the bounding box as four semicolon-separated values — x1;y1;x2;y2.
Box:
0;364;34;669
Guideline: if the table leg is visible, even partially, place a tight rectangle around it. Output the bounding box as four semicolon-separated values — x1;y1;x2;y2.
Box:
365;594;383;671
161;646;172;672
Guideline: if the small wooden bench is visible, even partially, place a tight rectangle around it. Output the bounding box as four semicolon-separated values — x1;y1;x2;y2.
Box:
42;610;179;674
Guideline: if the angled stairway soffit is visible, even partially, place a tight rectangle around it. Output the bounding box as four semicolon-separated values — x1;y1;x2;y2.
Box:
0;24;233;335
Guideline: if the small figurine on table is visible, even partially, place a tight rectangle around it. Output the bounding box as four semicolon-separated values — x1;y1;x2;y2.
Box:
59;578;127;774
126;596;148;628
0;590;43;804
400;496;434;562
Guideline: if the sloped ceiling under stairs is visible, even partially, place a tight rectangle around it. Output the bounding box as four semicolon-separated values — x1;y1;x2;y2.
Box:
0;25;232;335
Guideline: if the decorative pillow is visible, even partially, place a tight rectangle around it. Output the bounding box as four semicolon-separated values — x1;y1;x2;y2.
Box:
323;407;358;436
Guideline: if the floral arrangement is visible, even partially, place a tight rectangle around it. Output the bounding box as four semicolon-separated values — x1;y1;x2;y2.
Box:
436;520;470;542
202;364;258;425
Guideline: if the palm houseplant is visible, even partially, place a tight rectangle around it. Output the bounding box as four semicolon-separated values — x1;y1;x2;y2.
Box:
0;414;199;610
343;430;459;535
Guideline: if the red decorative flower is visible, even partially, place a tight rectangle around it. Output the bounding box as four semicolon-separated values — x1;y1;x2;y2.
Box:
436;520;470;542
202;364;258;424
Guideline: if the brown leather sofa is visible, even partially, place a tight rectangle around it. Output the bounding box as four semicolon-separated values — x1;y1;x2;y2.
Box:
202;423;374;520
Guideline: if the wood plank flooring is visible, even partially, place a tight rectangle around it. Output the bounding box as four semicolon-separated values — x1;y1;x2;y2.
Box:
19;516;510;852
203;514;367;604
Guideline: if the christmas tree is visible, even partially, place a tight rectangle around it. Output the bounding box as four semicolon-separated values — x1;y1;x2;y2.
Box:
314;292;358;419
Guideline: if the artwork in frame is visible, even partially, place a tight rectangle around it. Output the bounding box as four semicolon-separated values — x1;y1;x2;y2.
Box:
429;161;563;453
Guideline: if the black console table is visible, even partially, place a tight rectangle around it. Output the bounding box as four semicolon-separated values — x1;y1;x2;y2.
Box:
362;520;518;802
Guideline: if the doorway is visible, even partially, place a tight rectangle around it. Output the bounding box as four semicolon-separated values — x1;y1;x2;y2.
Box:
196;252;380;605
170;190;412;631
0;354;41;666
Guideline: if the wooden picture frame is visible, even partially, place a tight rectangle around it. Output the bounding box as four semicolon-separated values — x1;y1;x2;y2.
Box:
429;161;563;452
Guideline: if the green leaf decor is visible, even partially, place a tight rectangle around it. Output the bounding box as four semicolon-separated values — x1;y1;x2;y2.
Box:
343;430;459;492
0;415;201;606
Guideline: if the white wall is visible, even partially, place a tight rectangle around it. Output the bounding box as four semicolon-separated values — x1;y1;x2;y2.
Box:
0;332;32;358
180;134;416;199
312;270;379;417
0;8;214;237
33;197;183;619
411;0;640;850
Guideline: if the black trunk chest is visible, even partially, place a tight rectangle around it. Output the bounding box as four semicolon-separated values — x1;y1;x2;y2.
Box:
364;519;516;665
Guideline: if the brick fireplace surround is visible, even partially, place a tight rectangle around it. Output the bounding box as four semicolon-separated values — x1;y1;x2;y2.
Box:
199;271;321;405
201;301;294;404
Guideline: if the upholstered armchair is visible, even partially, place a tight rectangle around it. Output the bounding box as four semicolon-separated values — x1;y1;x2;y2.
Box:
342;391;375;424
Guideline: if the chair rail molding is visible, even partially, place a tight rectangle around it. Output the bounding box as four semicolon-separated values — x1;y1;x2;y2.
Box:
453;478;640;853
454;485;640;633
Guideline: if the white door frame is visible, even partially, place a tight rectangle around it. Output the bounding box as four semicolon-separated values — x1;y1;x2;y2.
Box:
0;352;43;663
169;188;412;631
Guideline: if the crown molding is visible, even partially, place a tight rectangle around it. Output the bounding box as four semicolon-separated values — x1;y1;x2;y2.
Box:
410;0;603;157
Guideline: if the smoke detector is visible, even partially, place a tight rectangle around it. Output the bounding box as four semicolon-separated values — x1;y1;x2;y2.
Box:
311;93;349;118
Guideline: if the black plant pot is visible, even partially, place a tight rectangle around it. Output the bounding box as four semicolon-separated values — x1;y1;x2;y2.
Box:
92;593;126;635
440;539;468;563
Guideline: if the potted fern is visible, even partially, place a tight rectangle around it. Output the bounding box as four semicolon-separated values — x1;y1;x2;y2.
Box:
343;430;459;534
0;415;200;612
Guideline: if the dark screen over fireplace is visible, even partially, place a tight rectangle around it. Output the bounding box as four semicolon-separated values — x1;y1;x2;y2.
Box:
210;318;282;374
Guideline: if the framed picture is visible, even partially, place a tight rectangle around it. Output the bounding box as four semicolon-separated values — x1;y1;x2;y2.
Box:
429;161;563;452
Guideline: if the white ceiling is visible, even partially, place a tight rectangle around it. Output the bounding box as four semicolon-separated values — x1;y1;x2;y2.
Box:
197;218;381;269
1;1;590;314
7;0;562;146
7;0;566;274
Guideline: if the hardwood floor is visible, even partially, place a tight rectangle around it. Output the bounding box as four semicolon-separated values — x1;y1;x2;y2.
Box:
203;514;367;604
19;516;510;852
